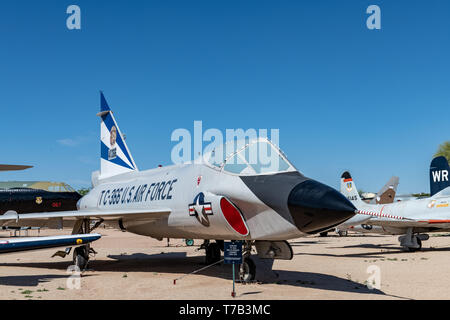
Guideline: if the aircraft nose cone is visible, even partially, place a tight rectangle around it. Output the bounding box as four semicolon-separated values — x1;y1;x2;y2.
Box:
288;180;356;234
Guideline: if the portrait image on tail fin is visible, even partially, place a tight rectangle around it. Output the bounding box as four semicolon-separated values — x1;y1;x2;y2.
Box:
430;156;450;196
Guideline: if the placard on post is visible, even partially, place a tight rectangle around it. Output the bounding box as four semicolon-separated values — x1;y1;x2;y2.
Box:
224;241;243;264
224;241;243;298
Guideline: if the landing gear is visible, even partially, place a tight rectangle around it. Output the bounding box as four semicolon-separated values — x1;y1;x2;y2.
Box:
338;230;348;237
405;237;422;252
239;241;256;283
60;218;100;270
73;246;89;270
239;257;256;283
205;241;221;265
319;232;328;237
399;228;428;252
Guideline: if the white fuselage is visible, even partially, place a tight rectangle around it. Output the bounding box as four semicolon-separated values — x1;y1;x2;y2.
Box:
339;196;450;235
79;163;304;241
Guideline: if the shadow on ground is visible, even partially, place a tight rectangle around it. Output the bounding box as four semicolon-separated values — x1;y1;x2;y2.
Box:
0;252;394;297
0;274;67;286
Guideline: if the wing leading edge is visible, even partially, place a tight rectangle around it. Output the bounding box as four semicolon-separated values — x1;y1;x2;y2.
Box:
0;208;171;228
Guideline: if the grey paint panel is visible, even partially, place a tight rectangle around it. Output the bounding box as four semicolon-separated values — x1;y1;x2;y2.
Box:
240;171;308;224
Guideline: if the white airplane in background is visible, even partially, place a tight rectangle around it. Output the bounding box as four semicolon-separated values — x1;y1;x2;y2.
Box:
320;175;399;237
338;157;450;251
0;93;356;281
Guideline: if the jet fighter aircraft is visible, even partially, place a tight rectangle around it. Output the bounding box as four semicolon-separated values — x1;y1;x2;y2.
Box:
0;93;356;281
339;158;450;251
320;175;399;237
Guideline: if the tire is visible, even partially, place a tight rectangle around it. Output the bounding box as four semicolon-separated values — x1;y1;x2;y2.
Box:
205;242;221;265
405;237;422;252
73;246;88;270
415;237;422;251
240;257;256;283
320;232;328;237
215;240;225;252
338;230;348;237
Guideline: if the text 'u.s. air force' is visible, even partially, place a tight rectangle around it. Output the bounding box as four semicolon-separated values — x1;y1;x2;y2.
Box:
98;179;178;206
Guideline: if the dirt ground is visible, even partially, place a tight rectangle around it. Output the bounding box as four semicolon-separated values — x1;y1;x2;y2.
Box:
1;227;450;300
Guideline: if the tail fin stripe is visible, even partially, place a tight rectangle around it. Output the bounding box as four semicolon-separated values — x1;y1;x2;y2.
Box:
101;115;136;170
101;142;134;170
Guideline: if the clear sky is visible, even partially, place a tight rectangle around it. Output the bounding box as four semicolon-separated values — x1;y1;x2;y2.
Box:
0;0;449;194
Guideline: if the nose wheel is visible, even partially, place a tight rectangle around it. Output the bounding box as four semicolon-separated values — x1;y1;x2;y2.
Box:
239;257;256;283
201;240;257;283
239;241;256;283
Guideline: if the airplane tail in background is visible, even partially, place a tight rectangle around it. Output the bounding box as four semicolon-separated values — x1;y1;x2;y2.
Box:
340;171;364;205
97;92;138;180
370;176;399;204
430;156;450;196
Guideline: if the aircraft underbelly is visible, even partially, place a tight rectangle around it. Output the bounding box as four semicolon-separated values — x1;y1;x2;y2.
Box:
121;219;302;241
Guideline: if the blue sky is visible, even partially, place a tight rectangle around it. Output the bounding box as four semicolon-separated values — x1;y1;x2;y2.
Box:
0;0;449;193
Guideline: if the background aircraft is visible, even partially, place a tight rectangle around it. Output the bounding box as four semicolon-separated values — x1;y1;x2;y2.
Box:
0;93;356;281
0;165;82;238
320;175;399;237
339;158;450;251
0;167;82;222
0;182;82;217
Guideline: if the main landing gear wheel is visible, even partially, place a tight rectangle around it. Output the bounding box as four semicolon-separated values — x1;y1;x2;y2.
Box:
319;232;328;237
73;246;89;271
338;230;348;237
205;242;221;265
239;257;256;283
406;237;422;252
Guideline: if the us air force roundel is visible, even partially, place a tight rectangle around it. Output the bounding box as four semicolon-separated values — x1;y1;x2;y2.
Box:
189;193;213;226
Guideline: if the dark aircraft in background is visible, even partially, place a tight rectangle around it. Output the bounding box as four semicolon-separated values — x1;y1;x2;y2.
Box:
0;165;81;217
0;166;98;259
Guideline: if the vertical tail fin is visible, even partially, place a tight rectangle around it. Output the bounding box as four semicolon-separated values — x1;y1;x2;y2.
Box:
97;92;138;179
370;176;399;204
430;156;450;196
340;171;364;204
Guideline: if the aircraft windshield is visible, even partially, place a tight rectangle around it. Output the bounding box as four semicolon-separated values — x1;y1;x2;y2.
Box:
204;138;296;175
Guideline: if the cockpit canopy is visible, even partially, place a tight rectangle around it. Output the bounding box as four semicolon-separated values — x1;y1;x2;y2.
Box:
0;181;76;192
203;138;297;175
